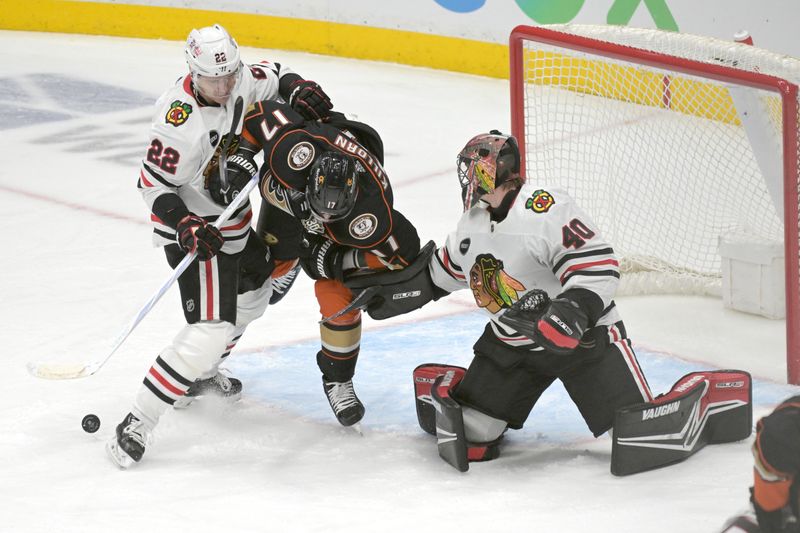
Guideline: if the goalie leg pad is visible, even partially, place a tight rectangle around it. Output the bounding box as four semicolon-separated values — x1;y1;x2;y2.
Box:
413;363;466;436
611;369;751;476
431;372;470;472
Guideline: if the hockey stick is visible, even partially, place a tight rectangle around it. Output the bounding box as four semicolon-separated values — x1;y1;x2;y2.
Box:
318;286;381;324
218;96;244;191
28;99;251;380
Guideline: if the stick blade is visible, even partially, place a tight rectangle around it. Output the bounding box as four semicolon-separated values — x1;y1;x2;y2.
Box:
27;361;93;380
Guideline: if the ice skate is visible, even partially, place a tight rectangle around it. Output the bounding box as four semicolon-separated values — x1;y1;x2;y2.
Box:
269;265;300;305
174;372;243;409
322;377;365;427
106;412;150;469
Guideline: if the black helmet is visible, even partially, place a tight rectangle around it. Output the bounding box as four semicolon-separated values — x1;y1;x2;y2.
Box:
306;151;358;222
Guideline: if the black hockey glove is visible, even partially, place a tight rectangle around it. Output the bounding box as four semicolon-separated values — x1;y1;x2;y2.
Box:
499;289;589;355
288;79;333;120
299;236;347;280
176;214;224;261
208;151;258;206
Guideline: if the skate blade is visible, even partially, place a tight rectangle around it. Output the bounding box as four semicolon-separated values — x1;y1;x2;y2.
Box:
174;391;242;410
105;439;136;469
349;422;364;436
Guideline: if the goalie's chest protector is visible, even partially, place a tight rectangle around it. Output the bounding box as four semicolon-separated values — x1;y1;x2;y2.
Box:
452;186;570;315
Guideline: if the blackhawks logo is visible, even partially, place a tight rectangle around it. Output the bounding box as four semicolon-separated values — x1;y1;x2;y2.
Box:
468;254;525;314
526;189;555;213
165;100;193;127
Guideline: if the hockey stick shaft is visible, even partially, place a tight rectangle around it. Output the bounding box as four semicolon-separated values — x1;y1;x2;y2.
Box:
318;286;380;324
29;170;258;378
218;96;244;190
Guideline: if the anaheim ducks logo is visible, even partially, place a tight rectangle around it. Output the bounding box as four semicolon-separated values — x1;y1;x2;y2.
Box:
469;254;525;314
165;100;192;127
526;189;555;213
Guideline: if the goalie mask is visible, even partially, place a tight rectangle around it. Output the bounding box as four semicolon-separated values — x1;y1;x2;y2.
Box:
457;131;521;211
184;24;242;104
307;151;358;222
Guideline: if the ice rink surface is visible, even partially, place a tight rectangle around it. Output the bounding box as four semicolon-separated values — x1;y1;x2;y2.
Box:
2;30;798;532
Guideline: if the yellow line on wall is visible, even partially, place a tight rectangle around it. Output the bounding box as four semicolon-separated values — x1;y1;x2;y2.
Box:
0;0;509;79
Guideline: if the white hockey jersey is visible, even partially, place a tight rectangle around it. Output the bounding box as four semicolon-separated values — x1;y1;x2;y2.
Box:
430;182;623;348
137;62;294;254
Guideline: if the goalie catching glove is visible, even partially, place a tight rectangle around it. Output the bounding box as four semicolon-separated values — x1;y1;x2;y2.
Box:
208;151;258;206
498;289;589;355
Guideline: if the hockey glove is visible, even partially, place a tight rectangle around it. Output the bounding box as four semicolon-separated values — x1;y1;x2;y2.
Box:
176;214;224;261
499;289;589;355
288;80;333;121
300;236;347;280
208;151;258;206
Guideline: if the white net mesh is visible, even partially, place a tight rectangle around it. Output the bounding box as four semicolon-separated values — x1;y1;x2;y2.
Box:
516;24;800;296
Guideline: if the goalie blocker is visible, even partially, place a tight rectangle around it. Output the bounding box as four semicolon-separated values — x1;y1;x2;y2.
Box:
611;370;752;476
344;241;442;320
413;363;502;472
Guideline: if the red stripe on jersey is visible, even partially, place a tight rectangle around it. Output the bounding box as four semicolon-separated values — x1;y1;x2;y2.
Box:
148;367;185;396
205;260;215;319
442;248;465;280
559;258;619;283
221;209;252;231
140;170;154;188
150;213;165;225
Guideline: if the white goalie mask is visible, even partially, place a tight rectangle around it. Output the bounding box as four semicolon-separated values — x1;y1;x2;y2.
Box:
184;24;242;104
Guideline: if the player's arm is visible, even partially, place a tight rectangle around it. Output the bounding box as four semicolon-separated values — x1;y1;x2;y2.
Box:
138;124;223;259
248;60;332;120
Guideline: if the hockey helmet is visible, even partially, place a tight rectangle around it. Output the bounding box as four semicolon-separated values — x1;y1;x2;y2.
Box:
457;130;521;211
184;24;242;104
306;151;359;222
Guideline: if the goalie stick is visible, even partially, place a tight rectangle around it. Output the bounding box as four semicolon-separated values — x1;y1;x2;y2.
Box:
28;97;249;380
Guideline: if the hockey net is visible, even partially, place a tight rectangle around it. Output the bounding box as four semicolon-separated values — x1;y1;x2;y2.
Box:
510;24;800;381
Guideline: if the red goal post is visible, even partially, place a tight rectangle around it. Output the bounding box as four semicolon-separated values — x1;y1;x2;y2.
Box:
509;24;800;383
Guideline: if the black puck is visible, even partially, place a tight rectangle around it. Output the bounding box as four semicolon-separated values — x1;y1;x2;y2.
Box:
81;414;100;433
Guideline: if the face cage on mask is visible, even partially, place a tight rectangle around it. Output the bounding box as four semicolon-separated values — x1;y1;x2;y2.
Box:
458;156;492;212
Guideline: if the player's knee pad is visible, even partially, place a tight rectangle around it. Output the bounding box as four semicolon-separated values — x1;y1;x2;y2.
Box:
236;281;271;327
171;321;237;376
462;407;507;443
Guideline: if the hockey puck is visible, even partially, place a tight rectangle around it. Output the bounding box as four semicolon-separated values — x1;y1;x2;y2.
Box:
81;414;100;433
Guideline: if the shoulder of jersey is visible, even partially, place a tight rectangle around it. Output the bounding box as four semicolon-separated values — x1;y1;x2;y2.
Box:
514;182;571;217
151;75;202;130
